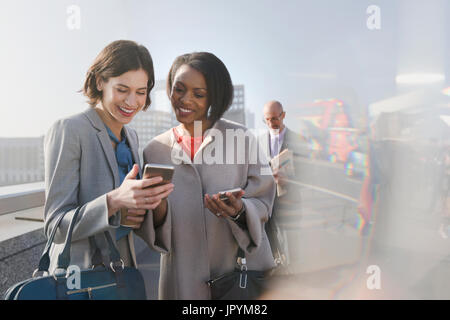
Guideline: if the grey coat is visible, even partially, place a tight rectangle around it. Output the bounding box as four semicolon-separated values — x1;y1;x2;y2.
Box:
137;119;276;300
44;107;139;274
260;127;310;161
259;127;310;207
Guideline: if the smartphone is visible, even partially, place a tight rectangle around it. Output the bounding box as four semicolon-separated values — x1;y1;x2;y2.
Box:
143;163;175;187
217;188;243;204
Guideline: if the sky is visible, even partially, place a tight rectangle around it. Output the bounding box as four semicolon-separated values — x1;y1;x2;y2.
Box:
0;0;448;137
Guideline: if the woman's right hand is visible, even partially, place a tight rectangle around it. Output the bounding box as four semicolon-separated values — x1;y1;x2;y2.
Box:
106;164;174;217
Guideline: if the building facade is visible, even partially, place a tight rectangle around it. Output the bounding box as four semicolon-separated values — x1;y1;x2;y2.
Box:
223;84;246;125
0;137;44;187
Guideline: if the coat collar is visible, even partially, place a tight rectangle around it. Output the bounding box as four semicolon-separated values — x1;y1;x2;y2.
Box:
263;126;291;159
280;127;290;151
123;126;141;179
169;120;221;165
82;107;141;186
83;106;107;131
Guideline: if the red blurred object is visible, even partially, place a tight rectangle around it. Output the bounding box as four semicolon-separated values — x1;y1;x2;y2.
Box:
297;99;358;162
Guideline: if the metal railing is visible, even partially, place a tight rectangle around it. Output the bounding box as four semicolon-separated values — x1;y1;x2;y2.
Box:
0;182;45;216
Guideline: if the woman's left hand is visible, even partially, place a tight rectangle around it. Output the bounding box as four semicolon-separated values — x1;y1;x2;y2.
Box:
204;190;245;219
124;209;147;229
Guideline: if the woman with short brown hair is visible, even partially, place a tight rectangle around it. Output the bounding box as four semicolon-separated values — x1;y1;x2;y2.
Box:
43;40;173;281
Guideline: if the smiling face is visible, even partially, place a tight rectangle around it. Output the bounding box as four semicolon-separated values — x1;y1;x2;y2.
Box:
170;64;210;130
96;68;148;130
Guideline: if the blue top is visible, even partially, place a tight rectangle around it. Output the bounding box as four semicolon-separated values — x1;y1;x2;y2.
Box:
105;125;134;241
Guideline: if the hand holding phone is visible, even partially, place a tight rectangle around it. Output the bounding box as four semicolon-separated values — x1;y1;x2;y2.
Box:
143;164;175;187
107;164;174;221
204;188;245;219
217;187;243;204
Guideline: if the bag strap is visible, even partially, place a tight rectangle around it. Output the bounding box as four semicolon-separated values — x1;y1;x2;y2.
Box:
236;247;246;268
56;206;84;270
35;208;78;274
88;232;123;269
56;209;123;271
103;230;122;263
35;206;123;275
88;236;104;268
237;247;245;259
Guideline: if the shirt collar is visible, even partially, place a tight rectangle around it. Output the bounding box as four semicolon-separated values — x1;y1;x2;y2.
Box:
269;126;286;139
105;125;126;145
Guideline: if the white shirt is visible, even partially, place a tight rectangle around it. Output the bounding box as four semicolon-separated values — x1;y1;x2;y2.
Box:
269;127;286;159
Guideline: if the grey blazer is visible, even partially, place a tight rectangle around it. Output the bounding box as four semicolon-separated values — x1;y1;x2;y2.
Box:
43;107;139;274
260;127;309;161
259;127;310;211
137;119;276;299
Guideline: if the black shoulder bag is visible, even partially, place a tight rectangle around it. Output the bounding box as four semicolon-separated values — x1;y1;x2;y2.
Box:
206;247;272;300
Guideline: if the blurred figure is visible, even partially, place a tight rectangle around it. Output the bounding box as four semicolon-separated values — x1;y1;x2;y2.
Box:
260;100;309;274
352;109;450;299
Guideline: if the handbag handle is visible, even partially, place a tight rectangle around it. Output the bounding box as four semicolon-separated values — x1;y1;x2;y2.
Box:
55;206;85;270
55;207;123;272
35;206;123;276
34;209;75;275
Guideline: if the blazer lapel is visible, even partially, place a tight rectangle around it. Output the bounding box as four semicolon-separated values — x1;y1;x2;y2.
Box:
281;128;289;152
124;126;141;179
98;131;121;188
83;108;120;188
192;120;226;163
193;135;213;163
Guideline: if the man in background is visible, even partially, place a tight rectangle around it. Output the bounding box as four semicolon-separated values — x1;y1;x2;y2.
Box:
261;100;309;274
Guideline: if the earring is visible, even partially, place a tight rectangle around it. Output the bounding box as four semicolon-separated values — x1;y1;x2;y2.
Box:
207;106;212;118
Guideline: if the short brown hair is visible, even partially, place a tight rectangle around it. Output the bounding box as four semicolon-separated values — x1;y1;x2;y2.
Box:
82;40;155;110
